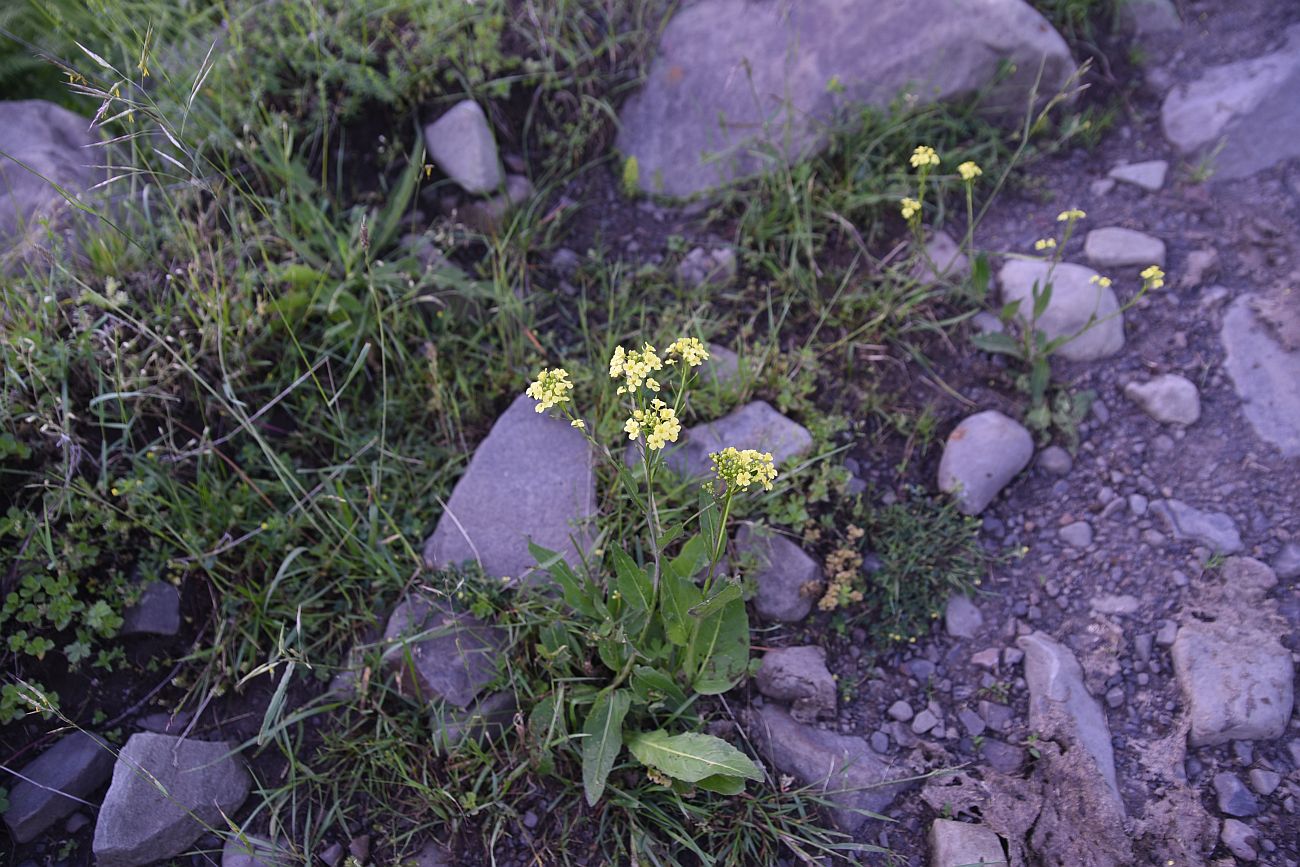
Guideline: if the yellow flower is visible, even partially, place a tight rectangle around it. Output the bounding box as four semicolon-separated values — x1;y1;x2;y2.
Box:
1140;265;1165;289
957;161;982;181
710;447;778;492
900;197;921;220
570;419;586;430
1089;274;1113;288
609;343;663;392
525;368;574;413
910;145;940;169
666;337;710;367
625;400;682;450
1056;208;1086;222
1033;238;1057;251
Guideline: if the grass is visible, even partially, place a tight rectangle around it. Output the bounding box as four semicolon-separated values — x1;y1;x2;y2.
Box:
0;0;1109;862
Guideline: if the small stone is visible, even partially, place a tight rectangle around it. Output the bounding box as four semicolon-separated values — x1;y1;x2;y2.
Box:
1135;633;1154;662
1181;248;1218;289
1038;445;1073;475
1089;177;1116;197
1129;494;1149;516
980;738;1026;774
65;812;90;834
1108;159;1168;191
1249;768;1281;796
971;311;1005;336
1059;521;1093;548
423;101;502;194
1105;686;1125;708
1234;740;1254;766
1084;226;1167;269
3;733;115;843
999;260;1124;361
1221;556;1278;601
119;581;181;637
1002;647;1024;667
911;708;939;735
888;700;914;722
979;701;1014;731
734;523;820;622
431;691;517;754
870;730;891;753
676;246;736;289
523;810;540;829
1149;498;1242;553
945;594;983;639
1272;541;1300;579
320;843;345;867
958;708;985;737
916;230;969;282
970;647;1000;669
1090;594;1139;616
1117;0;1180;36
928;819;1005;867
1220;818;1259;861
1123;375;1201;425
348;835;371;863
1221;294;1300;458
938;411;1034;515
415;841;453;867
755;646;837;722
1155;620;1178;647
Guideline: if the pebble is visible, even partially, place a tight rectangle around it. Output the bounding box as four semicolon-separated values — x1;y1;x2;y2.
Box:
1215;772;1262;817
888;700;914;722
958;708;986;737
1059;521;1093;548
1221;818;1259;861
1154;621;1178;647
870;731;891;754
1038;446;1073;475
1108;159;1168;191
1129;494;1149;516
1104;686;1125;708
911;709;939;734
945;594;984;639
1123;375;1201;425
1249;768;1281;796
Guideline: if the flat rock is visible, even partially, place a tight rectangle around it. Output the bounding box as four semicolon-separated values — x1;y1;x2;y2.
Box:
1059;520;1093;548
745;703;912;833
734;523;820;622
1107;159;1168;191
929;818;1006;867
1221;294;1300;457
3;732;115;843
1123;374;1201;425
999;260;1124;361
383;595;503;709
1213;772;1261;817
755;645;837;722
119;581;181;636
1083;226;1166;269
1149;498;1242;553
615;0;1071;196
1161;24;1300;179
1090;594;1139;615
425;392;597;583
944;593;983;639
1172;618;1293;746
423;101;502;195
658;400;812;479
937;410;1034;515
1221;818;1259;861
1249;768;1281;796
93;734;250;867
1220;556;1278;602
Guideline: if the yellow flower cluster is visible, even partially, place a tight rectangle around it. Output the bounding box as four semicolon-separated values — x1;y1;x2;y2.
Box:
1089;274;1113;288
666;337;710;367
1056;208;1086;222
1141;265;1165;289
910;145;940;168
1033;238;1057;251
957;161;982;181
625;399;682;451
525;368;573;413
609;343;663;394
710;447;777;491
900;197;921;220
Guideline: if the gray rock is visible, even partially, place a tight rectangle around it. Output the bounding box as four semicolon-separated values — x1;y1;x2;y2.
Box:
1222;295;1300;457
1171;619;1293;746
970;311;1005;336
1221;556;1278;602
911;708;939;734
658;400;813;479
999;260;1124;361
383;596;503;709
746;703;911;833
135;711;192;735
1162;24;1300;180
1107;160;1168;192
888;700;914;722
1249;768;1281;797
457;174;533;234
938;410;1034;515
1149;498;1242;553
676;246;736;289
1123;374;1201;426
929;818;1006;867
1128;494;1148;516
425;392;597;583
869;730;891;754
93;734;250;867
945;593;984;639
423;101;502;195
1181;248;1218;289
701;343;741;386
734;523;820;622
1214;772;1260;817
916;230;970;282
958;707;986;737
119;581;181;636
1059;521;1093;548
1116;0;1179;36
1037;445;1073;475
3;732;115;843
222;835;292;867
65;812;90;833
0;100;101;259
1089;177;1116;197
755;645;837;722
1220;818;1259;861
979;738;1025;774
1090;594;1139;616
431;690;517;754
615;0;1071;196
1019;632;1123;812
1273;542;1300;579
1083;226;1167;269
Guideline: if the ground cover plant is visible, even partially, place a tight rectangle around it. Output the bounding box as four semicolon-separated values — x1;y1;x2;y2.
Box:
0;0;1138;863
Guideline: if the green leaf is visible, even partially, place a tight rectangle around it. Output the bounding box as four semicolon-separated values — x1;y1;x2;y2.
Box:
660;568;701;647
656;522;685;551
970;331;1022;358
626;730;762;783
1032;280;1054;320
697;489;720;555
694;773;747;795
610;546;652;617
581;690;631;806
688;582;742;619
690;597;750;694
630;665;688;710
998;299;1022;322
667;534;708;581
530;542;596;618
1029;358;1050;403
969;253;991;302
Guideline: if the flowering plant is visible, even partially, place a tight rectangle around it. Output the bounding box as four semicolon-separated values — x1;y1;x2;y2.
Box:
524;338;771;805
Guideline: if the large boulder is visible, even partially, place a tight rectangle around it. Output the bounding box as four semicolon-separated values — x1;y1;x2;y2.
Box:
424;393;597;583
3;732;114;843
616;0;1071;197
999;260;1125;361
93;734;251;867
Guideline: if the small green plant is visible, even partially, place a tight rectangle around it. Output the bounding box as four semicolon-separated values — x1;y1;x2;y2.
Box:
621;154;641;198
522;338;770;805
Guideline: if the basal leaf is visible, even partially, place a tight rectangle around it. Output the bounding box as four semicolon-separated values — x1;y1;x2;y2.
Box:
582;690;631;806
630;665;688;710
691;597;749;695
627;730;762;783
530;541;595;618
694;773;747;795
970;331;1022;358
660;568;701;647
688;582;742;619
610;545;652;617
